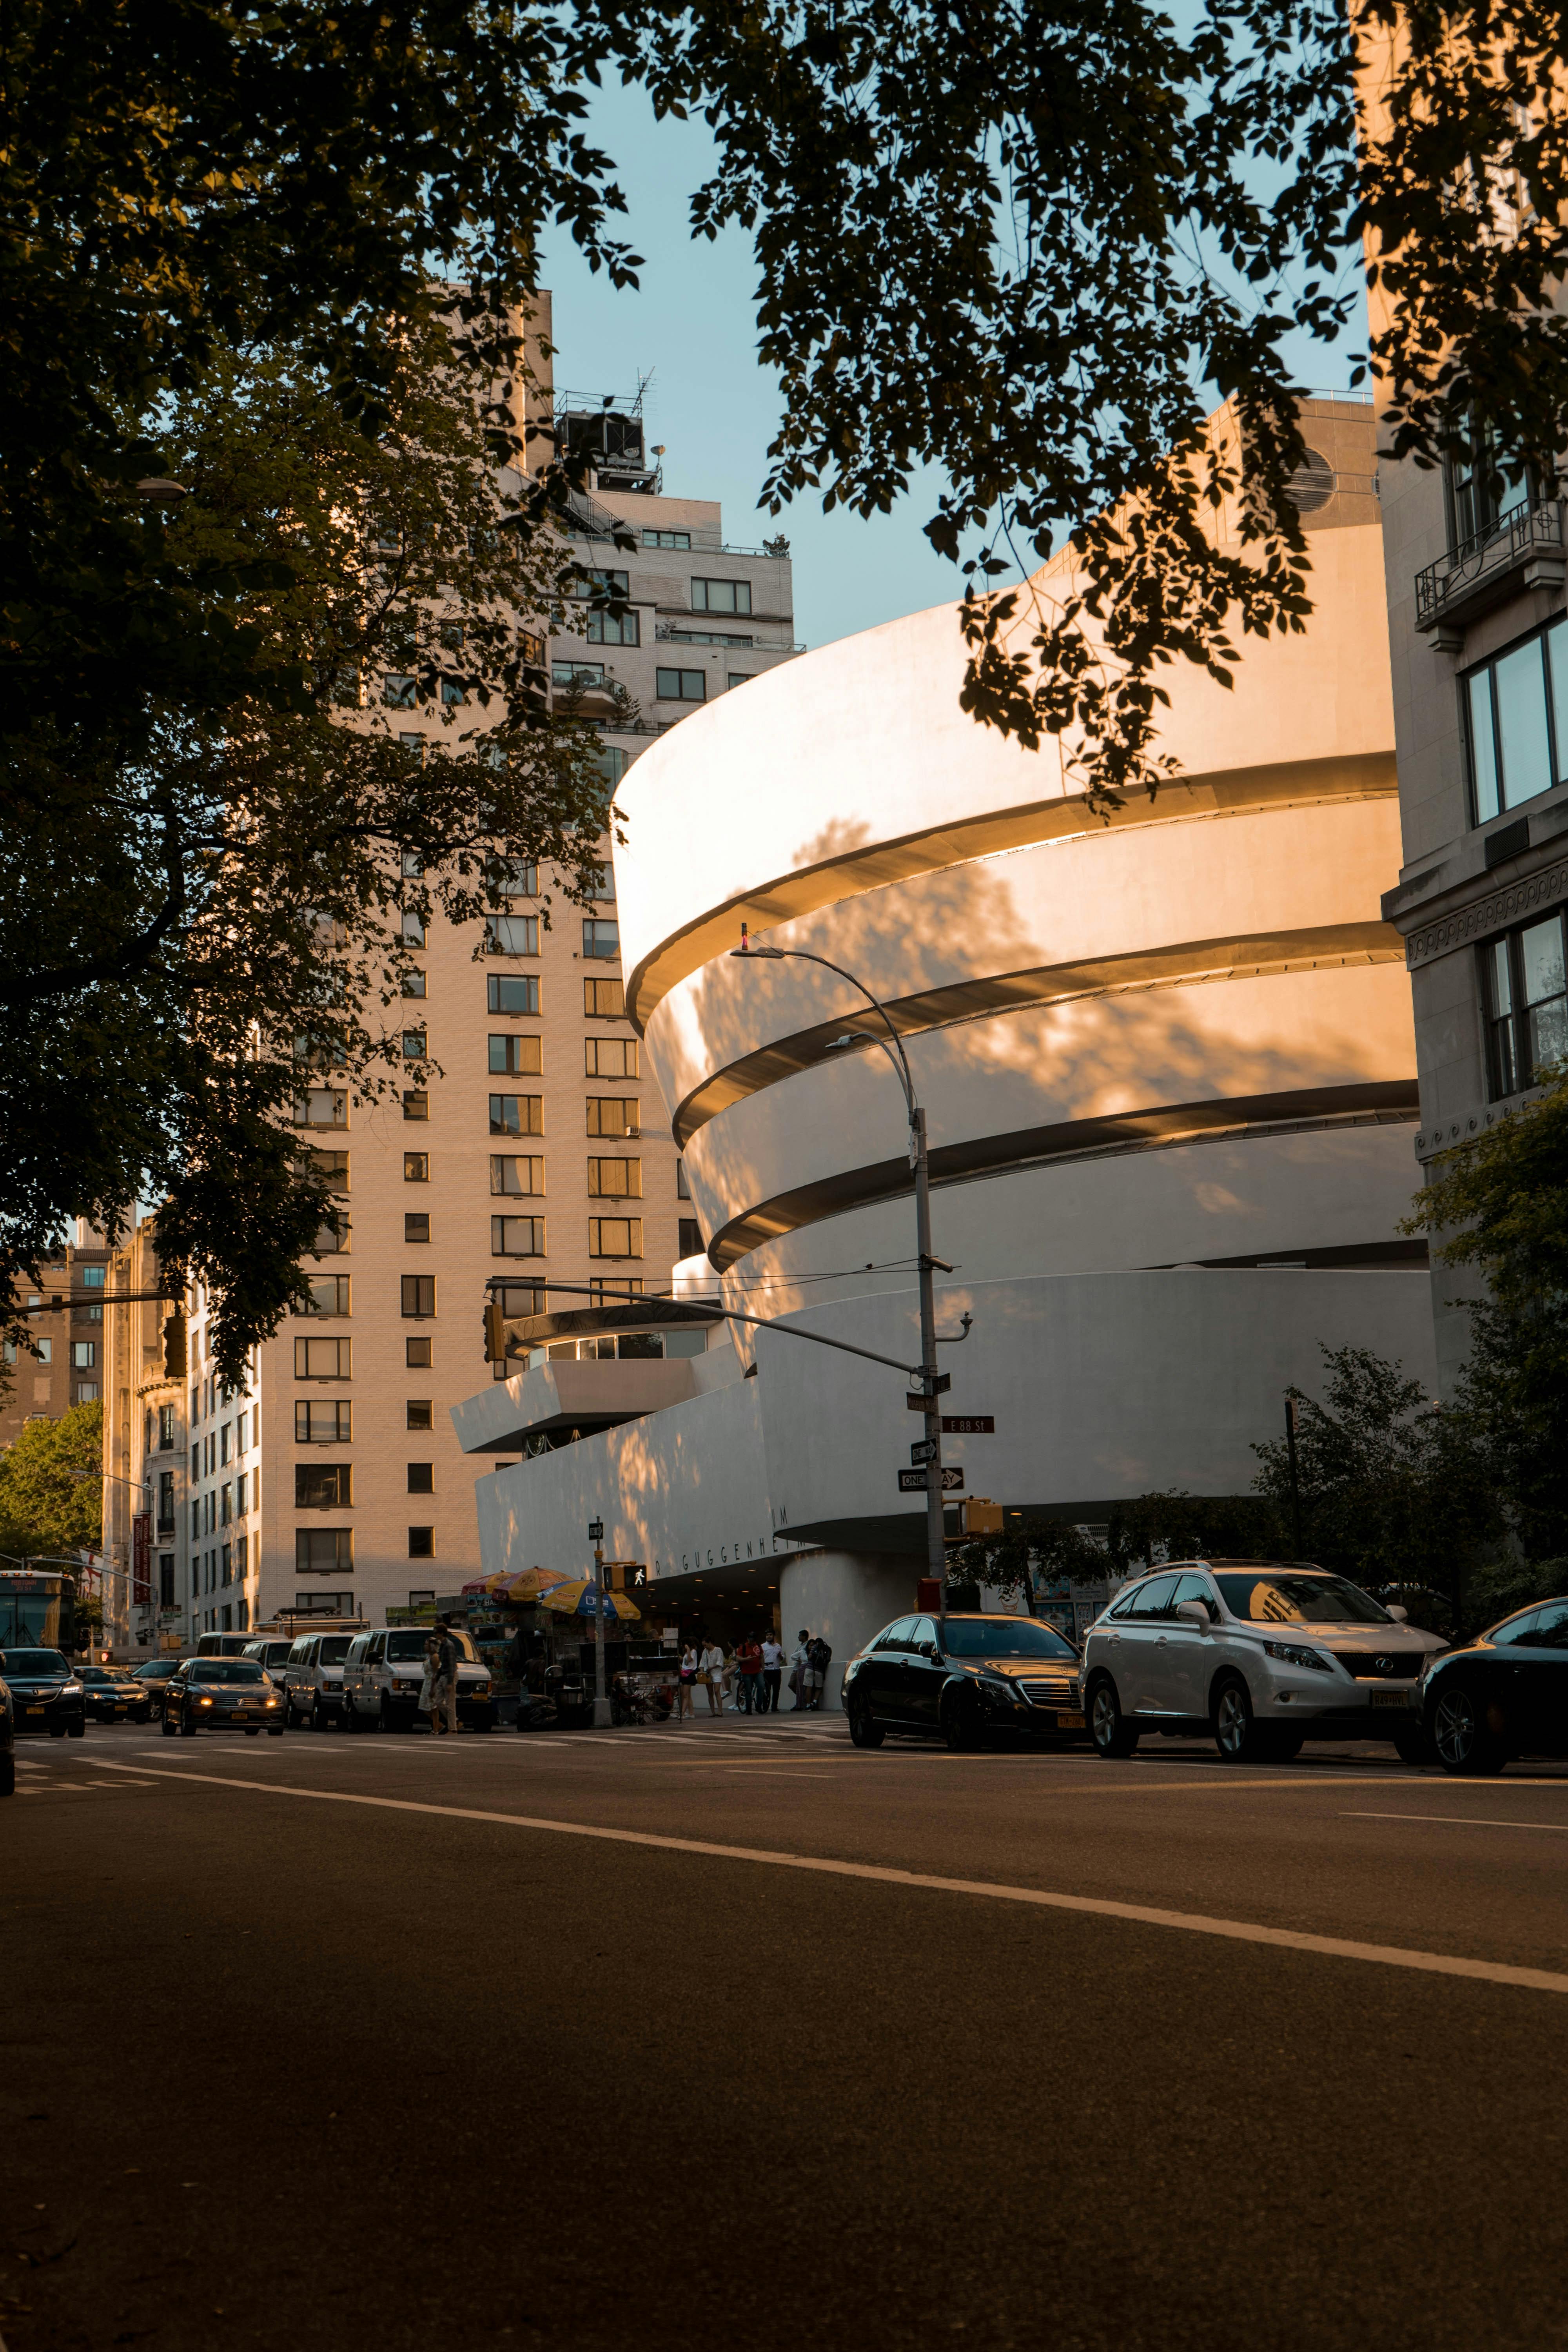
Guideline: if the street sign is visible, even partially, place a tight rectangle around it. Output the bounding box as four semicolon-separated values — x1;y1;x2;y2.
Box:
898;1466;964;1492
909;1437;936;1467
942;1414;994;1434
587;1519;604;1543
905;1376;952;1409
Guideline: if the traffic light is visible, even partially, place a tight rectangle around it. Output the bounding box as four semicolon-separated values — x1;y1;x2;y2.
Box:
162;1309;187;1379
484;1298;505;1363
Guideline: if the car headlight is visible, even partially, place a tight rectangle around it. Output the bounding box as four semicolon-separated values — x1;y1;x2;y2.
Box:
1262;1641;1334;1674
199;1695;214;1706
264;1697;279;1708
976;1675;1019;1705
62;1682;82;1697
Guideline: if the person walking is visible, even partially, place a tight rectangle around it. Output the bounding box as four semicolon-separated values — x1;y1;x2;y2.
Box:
434;1615;462;1735
735;1633;763;1714
760;1632;784;1713
790;1629;811;1710
677;1642;698;1720
699;1636;726;1716
419;1629;442;1733
806;1630;833;1711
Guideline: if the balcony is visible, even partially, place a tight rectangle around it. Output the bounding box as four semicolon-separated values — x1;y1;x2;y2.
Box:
1416;498;1566;642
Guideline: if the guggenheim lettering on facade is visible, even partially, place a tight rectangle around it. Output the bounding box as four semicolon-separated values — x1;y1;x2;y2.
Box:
455;396;1437;1706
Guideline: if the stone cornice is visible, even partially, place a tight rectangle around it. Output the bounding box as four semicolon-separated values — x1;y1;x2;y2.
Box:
1406;860;1568;969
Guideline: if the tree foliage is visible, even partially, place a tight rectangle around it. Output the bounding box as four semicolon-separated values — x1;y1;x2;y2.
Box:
0;1403;104;1561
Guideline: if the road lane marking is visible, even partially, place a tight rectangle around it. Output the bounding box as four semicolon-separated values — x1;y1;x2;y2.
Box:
82;1760;1568;1998
1348;1811;1568;1833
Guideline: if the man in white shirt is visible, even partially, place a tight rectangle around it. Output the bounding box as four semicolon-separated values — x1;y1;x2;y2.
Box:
760;1634;785;1714
699;1638;725;1715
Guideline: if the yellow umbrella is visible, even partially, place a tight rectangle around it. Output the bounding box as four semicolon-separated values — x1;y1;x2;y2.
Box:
496;1565;571;1602
541;1579;641;1622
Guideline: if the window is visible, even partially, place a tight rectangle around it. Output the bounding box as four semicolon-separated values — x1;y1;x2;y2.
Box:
586;1037;639;1079
588;1158;642;1198
407;1463;434;1494
589;1217;643;1259
220;1423;231;1465
584;978;625;1018
71;1339;95;1368
311;1212;350;1255
383;674;417;708
1482;909;1568;1097
402;911;425;947
589;1276;643;1303
655;668;706;702
407;1400;433;1430
572;572;639;646
401;969;426;999
489;1034;542;1075
159;1555;176;1609
294;1337;351;1379
583;918;620;960
399;733;425;762
491;1155;544;1196
1447;424;1531;551
302;1148;350;1193
401;1275;436;1318
293;1088;347;1129
691;578;752;615
300;1275;350;1318
404;1152;429;1182
678;1218;705;1259
296;1401;352;1443
296;1463;352;1508
727;673;751;691
402;1091;429;1121
487;858;537;897
676;1159;691;1198
440;678;465;708
402;1028;426;1059
494;1281;546;1318
409;1527;435;1558
664;629;752;648
76;1380;100;1402
297;1530;354;1573
399;1214;430;1248
488;974;541;1016
586;1098;639;1138
552;659;604;686
490;1094;543;1136
486;914;539;956
234;1470;246;1515
643;528;691;549
33;1336;51;1364
80;1265;105;1289
492;1215;546;1257
294;1029;347;1067
406;1336;432;1368
592;744;628;792
1464;615;1568;823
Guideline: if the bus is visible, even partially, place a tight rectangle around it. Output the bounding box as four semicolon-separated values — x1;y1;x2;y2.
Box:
0;1569;77;1654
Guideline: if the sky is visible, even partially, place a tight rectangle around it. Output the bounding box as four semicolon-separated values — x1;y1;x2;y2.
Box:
538;83;1365;656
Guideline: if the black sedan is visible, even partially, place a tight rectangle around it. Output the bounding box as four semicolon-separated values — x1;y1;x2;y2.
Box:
1;1675;13;1795
78;1665;148;1724
161;1657;284;1737
844;1612;1086;1749
0;1648;86;1739
129;1657;182;1714
1423;1597;1568;1775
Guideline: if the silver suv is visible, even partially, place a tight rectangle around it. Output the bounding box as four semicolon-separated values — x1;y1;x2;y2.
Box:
1081;1559;1446;1765
342;1627;495;1732
281;1632;354;1730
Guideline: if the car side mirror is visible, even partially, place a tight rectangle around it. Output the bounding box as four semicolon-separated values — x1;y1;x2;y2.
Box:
920;1641;940;1660
1175;1600;1210;1630
1386;1604;1408;1622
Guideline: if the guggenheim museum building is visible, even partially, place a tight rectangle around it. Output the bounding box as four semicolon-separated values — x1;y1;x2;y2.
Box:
454;397;1436;1702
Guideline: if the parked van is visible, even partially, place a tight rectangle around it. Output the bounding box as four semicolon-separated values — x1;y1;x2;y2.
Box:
196;1632;262;1658
343;1626;495;1732
241;1637;296;1685
281;1632;354;1729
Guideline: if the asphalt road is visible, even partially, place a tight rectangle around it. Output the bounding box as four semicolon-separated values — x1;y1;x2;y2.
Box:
7;1712;1568;2352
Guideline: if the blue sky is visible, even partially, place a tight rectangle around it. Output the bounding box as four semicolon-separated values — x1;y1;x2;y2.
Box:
539;82;1364;653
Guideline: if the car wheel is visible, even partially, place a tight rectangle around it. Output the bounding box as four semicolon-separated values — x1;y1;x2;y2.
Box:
343;1699;361;1733
268;1726;283;1737
1213;1676;1271;1763
67;1717;85;1739
0;1751;14;1797
283;1696;298;1729
244;1728;260;1737
180;1705;197;1737
380;1695;394;1733
1392;1720;1432;1767
1264;1729;1304;1762
1089;1677;1139;1759
847;1694;884;1749
161;1708;177;1737
941;1693;980;1751
1433;1683;1506;1776
49;1722;65;1739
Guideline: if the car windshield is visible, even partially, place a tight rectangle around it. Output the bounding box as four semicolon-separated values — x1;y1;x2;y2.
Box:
138;1662;176;1677
0;1650;68;1675
1214;1573;1392;1626
386;1632;430;1661
942;1619;1078;1659
317;1638;352;1665
189;1661;265;1684
80;1668;113;1684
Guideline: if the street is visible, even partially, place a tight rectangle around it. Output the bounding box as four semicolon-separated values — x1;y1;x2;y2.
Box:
7;1717;1568;2352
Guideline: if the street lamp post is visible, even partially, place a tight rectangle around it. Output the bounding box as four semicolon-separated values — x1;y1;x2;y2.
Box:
588;1517;610;1726
732;927;952;1626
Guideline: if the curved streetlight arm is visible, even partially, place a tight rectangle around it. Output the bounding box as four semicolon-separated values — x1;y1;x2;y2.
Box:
732;931;916;1123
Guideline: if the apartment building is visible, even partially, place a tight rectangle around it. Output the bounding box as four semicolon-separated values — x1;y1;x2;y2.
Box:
101;1217;185;1647
1376;417;1568;1389
100;300;794;1645
2;1221;112;1446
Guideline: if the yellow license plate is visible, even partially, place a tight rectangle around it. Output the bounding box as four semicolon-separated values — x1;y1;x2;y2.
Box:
1056;1709;1086;1728
25;1705;43;1715
1369;1688;1413;1709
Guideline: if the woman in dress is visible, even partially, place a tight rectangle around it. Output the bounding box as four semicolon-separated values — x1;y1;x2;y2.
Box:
677;1641;698;1720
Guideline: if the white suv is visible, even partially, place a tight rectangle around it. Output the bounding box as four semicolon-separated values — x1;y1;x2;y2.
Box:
1082;1560;1447;1765
281;1632;354;1729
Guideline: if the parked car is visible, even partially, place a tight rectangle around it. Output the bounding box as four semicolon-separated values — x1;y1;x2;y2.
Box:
342;1626;496;1732
0;1674;14;1795
0;1648;86;1739
128;1657;182;1713
1082;1560;1446;1764
242;1637;296;1686
1422;1596;1568;1774
160;1657;283;1736
842;1612;1085;1749
281;1632;355;1728
76;1664;146;1724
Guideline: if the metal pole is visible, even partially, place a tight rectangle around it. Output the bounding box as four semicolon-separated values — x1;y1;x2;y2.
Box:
913;1108;946;1628
591;1526;610;1727
1284;1397;1303;1561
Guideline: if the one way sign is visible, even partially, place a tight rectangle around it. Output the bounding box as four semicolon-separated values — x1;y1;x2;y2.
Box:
898;1466;965;1493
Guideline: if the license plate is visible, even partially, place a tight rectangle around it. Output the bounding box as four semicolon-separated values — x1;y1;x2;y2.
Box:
25;1705;43;1715
1053;1710;1086;1729
1369;1688;1414;1710
233;1709;249;1718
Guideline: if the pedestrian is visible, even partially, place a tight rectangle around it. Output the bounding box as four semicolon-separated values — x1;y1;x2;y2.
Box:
699;1635;726;1716
806;1630;833;1710
420;1628;443;1733
434;1614;462;1735
677;1642;698;1720
790;1629;811;1710
735;1632;764;1714
760;1632;784;1713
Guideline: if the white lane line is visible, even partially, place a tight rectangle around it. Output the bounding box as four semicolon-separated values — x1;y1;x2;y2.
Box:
82;1759;1568;1998
1348;1811;1568;1833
